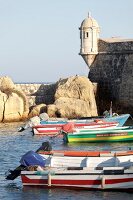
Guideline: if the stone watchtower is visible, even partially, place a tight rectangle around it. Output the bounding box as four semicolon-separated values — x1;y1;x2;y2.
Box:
79;13;100;68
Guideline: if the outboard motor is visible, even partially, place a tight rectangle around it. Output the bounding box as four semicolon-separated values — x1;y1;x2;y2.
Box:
5;141;52;180
18;126;25;132
18;116;41;132
5;165;26;180
20;151;46;167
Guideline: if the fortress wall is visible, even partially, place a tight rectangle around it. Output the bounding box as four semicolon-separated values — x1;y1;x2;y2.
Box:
89;41;133;114
16;83;56;107
98;39;133;52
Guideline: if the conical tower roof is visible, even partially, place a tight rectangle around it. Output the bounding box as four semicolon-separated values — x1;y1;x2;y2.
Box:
80;13;99;29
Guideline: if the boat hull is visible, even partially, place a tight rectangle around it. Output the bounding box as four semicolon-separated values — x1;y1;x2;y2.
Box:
33;121;118;136
21;168;133;190
63;128;133;143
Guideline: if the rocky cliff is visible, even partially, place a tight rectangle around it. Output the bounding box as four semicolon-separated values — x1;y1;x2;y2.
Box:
0;76;29;122
0;76;98;122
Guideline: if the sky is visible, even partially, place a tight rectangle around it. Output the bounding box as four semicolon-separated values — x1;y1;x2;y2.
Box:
0;0;133;83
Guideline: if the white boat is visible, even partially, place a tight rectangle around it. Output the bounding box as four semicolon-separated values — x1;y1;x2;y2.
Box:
6;145;133;190
21;166;133;190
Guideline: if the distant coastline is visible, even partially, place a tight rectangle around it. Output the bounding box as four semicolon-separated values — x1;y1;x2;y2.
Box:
15;82;54;84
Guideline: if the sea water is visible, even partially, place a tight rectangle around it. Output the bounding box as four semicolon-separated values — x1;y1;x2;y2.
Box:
0;122;133;200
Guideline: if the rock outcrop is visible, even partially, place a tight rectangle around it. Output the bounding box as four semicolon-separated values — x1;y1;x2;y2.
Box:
0;75;98;121
28;104;47;118
0;76;29;122
47;76;98;118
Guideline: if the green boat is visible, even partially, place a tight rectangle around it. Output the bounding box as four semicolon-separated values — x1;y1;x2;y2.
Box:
62;126;133;143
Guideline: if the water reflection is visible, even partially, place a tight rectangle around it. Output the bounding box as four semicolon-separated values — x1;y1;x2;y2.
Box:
0;122;133;200
66;142;133;151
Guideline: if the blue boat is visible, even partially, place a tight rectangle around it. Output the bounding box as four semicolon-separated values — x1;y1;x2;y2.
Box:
40;114;130;127
103;114;130;126
40;120;67;125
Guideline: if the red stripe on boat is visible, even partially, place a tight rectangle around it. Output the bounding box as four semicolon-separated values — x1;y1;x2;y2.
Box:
21;175;101;185
106;178;133;184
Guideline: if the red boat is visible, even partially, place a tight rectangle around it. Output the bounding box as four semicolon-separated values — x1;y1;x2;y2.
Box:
32;120;119;136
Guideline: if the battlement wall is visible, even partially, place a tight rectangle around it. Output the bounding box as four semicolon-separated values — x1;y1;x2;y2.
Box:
98;39;133;53
89;40;133;114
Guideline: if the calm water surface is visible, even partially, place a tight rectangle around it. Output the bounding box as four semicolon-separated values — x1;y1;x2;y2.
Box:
0;122;133;200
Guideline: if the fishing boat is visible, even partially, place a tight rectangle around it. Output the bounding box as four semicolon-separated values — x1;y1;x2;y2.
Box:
32;120;119;136
61;126;133;143
18;113;130;133
5;141;133;190
21;166;133;190
6;142;133;181
18;147;133;190
40;114;130;127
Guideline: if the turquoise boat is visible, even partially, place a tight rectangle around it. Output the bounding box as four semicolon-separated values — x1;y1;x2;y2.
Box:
103;114;130;126
41;114;130;127
62;126;133;143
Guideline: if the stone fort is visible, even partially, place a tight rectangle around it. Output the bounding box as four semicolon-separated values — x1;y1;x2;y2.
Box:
16;14;133;115
79;13;133;115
